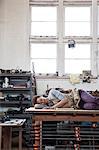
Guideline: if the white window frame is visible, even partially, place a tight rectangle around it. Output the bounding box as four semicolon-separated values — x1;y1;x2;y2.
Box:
29;0;99;77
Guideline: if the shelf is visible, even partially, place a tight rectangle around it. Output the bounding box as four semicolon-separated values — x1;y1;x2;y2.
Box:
0;101;31;105
0;88;31;91
0;72;36;148
0;73;32;77
0;101;31;108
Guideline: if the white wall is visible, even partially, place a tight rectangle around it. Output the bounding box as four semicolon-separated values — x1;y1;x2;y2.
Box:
36;78;99;95
0;0;30;71
0;0;5;61
0;1;99;95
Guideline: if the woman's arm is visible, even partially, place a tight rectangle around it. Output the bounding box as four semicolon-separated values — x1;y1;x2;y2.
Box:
51;97;69;108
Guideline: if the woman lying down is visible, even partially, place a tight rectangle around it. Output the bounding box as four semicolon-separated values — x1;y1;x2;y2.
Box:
33;89;99;110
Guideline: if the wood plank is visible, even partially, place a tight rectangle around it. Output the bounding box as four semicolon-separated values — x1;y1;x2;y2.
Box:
33;114;99;122
0;127;2;150
3;127;12;150
26;107;99;115
19;127;22;150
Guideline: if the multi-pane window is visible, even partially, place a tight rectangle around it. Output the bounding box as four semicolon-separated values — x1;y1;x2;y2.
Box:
65;7;90;36
30;2;98;76
31;7;57;36
31;44;56;73
98;6;99;36
65;44;90;74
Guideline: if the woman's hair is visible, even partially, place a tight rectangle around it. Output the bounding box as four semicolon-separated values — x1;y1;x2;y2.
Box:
33;95;40;105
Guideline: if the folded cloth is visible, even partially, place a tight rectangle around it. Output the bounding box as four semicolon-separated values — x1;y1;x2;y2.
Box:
34;104;47;109
69;74;80;84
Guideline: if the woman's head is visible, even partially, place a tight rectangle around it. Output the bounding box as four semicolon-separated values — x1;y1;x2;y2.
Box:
33;95;48;105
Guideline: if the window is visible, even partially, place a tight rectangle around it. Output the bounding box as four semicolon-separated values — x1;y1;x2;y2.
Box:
65;44;90;74
65;7;90;36
30;1;98;76
31;7;57;36
31;44;56;73
98;6;99;36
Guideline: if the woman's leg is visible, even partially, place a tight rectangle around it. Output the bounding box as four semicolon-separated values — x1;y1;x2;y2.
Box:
80;90;98;103
83;103;96;110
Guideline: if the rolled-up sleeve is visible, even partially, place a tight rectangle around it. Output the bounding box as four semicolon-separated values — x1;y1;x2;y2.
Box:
48;89;65;100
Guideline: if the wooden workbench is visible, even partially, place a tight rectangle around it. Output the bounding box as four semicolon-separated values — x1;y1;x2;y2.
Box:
0;119;26;150
26;107;99;122
25;107;99;150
